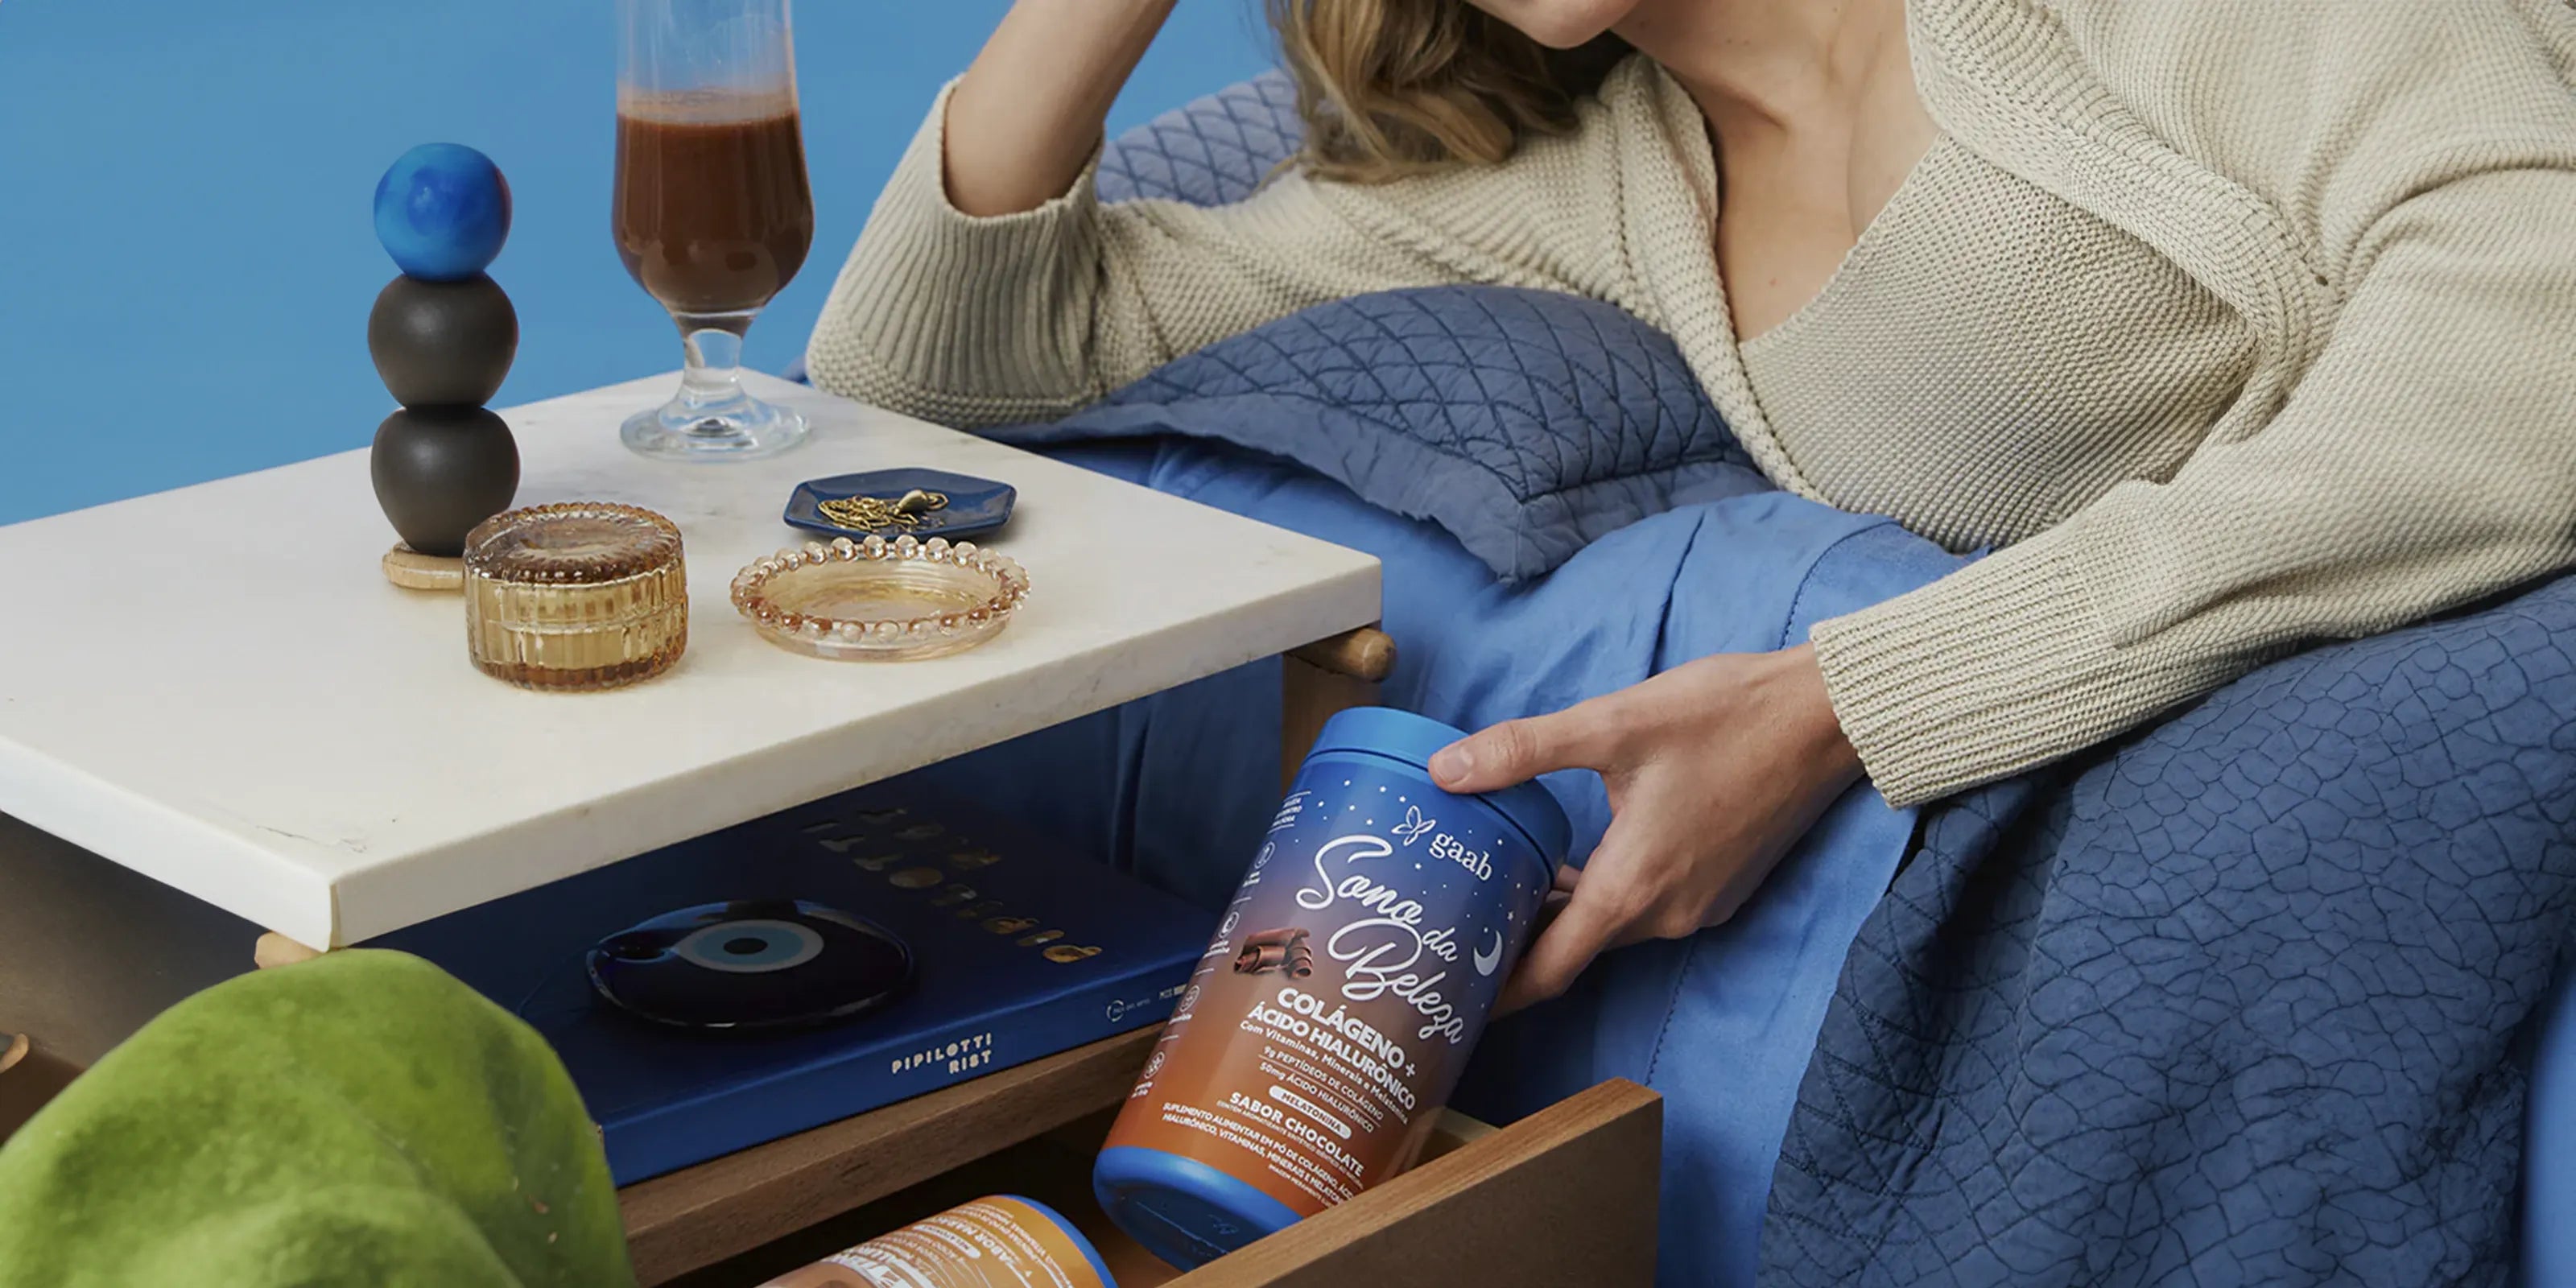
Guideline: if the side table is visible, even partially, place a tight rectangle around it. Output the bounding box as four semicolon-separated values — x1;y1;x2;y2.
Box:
0;372;1381;957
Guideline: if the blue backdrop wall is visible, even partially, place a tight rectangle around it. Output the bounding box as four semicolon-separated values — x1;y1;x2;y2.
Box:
0;2;1274;525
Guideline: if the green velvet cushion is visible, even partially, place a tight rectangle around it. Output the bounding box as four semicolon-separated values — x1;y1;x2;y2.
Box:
0;949;634;1287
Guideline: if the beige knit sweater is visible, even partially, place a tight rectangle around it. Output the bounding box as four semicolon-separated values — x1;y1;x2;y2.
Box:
809;0;2576;806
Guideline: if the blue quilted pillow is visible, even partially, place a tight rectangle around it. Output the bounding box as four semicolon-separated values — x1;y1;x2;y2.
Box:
1095;72;1304;208
1038;75;1768;579
997;286;1765;580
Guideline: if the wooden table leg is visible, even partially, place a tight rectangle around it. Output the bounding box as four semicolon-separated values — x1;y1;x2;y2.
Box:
1281;627;1397;791
253;932;324;970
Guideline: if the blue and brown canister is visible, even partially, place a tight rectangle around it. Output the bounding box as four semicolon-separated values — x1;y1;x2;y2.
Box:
1094;707;1573;1269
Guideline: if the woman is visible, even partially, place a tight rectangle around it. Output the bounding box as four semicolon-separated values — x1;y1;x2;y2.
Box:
808;0;2576;1012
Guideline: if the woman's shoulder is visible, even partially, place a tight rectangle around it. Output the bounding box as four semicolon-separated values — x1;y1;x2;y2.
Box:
2041;0;2573;94
1982;0;2576;142
1920;0;2574;121
1918;0;2576;241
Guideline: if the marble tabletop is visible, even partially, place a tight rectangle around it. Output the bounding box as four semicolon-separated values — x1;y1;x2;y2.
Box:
0;374;1379;947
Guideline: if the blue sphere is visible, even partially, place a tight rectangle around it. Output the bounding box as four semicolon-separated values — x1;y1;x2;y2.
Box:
373;143;512;281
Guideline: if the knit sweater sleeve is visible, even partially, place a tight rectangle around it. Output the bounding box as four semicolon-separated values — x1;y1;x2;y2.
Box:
803;80;1463;429
1811;0;2576;806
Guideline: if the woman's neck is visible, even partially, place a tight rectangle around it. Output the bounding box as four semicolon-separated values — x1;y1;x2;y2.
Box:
1616;0;1906;131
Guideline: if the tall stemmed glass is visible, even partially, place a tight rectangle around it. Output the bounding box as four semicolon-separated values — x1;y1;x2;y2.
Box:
613;0;815;460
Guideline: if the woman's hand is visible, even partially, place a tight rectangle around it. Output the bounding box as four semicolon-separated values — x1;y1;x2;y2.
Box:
1429;644;1865;1013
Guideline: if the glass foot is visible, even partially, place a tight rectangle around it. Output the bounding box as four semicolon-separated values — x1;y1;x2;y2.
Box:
621;392;808;462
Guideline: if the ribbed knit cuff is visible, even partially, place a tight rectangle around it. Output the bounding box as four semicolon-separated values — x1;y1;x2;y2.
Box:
1809;539;2132;807
806;79;1108;421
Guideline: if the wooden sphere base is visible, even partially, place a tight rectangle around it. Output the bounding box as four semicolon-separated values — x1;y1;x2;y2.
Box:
382;543;464;592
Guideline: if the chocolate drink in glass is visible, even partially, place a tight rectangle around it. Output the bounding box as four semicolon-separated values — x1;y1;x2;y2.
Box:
611;0;813;460
613;96;813;320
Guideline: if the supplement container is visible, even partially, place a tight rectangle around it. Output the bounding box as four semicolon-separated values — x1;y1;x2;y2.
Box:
1094;707;1571;1269
754;1194;1114;1288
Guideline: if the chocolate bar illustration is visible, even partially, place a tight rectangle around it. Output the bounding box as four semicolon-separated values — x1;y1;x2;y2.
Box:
1231;927;1314;978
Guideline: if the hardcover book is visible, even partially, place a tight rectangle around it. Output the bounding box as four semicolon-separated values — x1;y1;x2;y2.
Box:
373;774;1209;1183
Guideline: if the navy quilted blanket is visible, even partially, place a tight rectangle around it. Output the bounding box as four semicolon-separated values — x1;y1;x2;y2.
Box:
1766;580;2576;1286
1029;76;2576;1283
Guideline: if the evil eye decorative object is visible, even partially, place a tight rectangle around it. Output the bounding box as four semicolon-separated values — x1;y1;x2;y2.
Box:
586;899;914;1033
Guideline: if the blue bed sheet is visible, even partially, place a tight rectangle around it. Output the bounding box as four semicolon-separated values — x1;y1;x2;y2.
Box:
2525;955;2576;1286
913;434;1965;1288
931;432;2576;1288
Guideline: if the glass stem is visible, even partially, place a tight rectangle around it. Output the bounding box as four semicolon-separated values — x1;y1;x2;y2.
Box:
673;311;758;433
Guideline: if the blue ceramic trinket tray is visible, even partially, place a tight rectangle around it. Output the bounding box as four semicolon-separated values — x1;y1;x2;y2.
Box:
784;469;1016;543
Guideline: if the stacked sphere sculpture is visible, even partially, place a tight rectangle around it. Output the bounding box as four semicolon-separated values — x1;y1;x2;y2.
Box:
367;143;522;563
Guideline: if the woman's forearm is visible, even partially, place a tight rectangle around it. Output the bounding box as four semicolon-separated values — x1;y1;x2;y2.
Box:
945;0;1178;216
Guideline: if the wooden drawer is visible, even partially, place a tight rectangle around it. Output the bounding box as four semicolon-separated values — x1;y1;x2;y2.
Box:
9;800;1662;1286
625;1028;1662;1288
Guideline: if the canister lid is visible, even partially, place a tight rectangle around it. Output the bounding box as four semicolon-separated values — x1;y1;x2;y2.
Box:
464;502;683;585
993;1195;1118;1288
1310;707;1574;863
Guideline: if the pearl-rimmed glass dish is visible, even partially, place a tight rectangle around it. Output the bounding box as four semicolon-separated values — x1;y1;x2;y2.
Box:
731;535;1029;661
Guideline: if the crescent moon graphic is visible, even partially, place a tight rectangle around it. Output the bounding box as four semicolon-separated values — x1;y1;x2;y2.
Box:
1472;927;1505;977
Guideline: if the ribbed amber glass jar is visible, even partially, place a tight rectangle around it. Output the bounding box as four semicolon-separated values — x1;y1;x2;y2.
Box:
463;502;688;691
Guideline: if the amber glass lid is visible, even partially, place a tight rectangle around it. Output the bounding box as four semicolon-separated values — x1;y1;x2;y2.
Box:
464;502;684;585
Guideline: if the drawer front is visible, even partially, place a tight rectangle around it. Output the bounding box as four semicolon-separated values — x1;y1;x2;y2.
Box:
623;1027;1662;1288
1162;1080;1662;1288
621;1028;1164;1283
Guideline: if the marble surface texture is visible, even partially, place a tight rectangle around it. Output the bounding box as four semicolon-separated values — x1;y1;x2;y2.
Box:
0;374;1380;946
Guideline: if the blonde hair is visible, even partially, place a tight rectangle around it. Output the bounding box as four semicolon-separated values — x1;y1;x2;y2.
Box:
1268;0;1630;183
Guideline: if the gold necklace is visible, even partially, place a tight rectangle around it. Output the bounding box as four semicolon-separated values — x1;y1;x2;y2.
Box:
817;489;949;533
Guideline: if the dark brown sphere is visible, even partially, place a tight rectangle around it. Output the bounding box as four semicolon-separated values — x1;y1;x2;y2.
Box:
370;407;520;557
368;274;518;409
